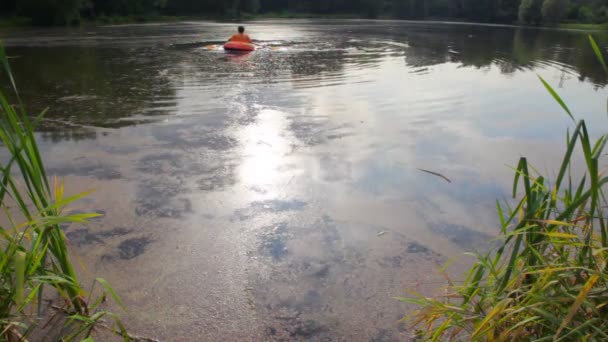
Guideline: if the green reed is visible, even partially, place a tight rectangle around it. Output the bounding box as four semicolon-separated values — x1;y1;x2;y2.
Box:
401;36;608;341
0;44;127;340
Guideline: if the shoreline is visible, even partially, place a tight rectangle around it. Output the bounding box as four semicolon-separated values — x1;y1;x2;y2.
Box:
0;14;607;31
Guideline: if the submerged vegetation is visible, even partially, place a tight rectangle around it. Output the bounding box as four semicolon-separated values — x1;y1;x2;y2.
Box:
402;36;608;340
0;45;127;340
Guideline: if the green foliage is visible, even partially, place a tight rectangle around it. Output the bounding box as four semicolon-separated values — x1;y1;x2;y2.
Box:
464;0;499;21
401;36;608;341
577;5;593;23
0;0;17;13
4;0;608;25
0;44;128;340
360;0;385;18
519;0;544;24
17;0;86;25
93;0;167;16
542;0;569;23
594;5;608;23
498;0;522;21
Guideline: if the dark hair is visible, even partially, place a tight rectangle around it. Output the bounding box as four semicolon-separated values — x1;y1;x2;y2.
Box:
238;26;245;33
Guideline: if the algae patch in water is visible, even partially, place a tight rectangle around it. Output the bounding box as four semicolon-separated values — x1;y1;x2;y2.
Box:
118;237;152;260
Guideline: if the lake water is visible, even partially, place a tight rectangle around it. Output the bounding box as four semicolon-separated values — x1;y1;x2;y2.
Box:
1;20;607;341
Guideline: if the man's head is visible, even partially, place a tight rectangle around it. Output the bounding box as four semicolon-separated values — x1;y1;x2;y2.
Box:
238;26;245;33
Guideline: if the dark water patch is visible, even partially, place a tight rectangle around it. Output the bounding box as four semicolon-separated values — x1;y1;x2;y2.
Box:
197;165;237;192
259;223;290;261
67;228;103;246
281;257;347;284
264;235;288;260
280;290;324;313
370;328;399;342
137;152;185;175
39;128;98;143
167;134;237;151
196;134;237;151
102;144;141;155
382;255;404;268
264;295;330;339
233;199;307;221
292;319;328;339
319;215;342;249
265;326;277;336
264;311;329;340
250;217;381;341
288;116;354;146
379;240;443;269
306;263;330;279
138;152;237;190
397;321;407;333
151;123;237;151
430;223;493;250
117;237;152;260
66;227;132;247
287;118;328;146
135;178;191;218
47;163;121;180
406;242;429;254
136;151;233;215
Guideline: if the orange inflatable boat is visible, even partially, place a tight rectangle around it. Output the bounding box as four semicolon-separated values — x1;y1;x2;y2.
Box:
224;41;255;51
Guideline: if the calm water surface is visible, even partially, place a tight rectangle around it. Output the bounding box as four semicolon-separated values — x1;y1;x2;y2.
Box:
1;20;607;341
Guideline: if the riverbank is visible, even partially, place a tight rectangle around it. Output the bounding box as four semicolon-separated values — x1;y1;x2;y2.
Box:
558;22;608;30
1;13;608;31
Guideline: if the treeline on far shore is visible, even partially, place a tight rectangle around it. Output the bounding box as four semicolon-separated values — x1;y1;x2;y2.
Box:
0;0;607;27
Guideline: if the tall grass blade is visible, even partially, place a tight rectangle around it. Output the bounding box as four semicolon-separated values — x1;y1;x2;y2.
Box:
0;42;128;339
554;274;599;339
538;75;574;122
13;251;26;309
589;35;608;73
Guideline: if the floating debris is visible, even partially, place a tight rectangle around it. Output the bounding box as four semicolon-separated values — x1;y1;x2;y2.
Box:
417;168;452;183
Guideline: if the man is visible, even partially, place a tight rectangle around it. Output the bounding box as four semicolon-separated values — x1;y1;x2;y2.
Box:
229;26;252;43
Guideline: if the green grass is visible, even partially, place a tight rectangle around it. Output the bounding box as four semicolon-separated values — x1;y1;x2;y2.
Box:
401;35;608;341
0;44;128;340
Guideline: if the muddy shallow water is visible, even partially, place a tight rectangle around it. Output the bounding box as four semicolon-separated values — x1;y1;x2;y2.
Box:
1;20;608;341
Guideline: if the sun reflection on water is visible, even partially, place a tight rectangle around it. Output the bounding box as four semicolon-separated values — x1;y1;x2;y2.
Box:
237;108;293;194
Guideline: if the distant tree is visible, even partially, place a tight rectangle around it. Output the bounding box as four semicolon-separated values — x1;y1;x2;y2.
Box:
498;0;522;21
577;4;593;21
360;0;384;18
428;0;452;17
463;0;498;21
519;0;544;23
541;0;569;22
594;5;608;23
0;0;17;14
18;0;87;25
92;0;167;16
242;0;261;13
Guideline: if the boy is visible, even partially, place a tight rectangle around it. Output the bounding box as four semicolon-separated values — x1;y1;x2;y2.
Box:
229;26;253;43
